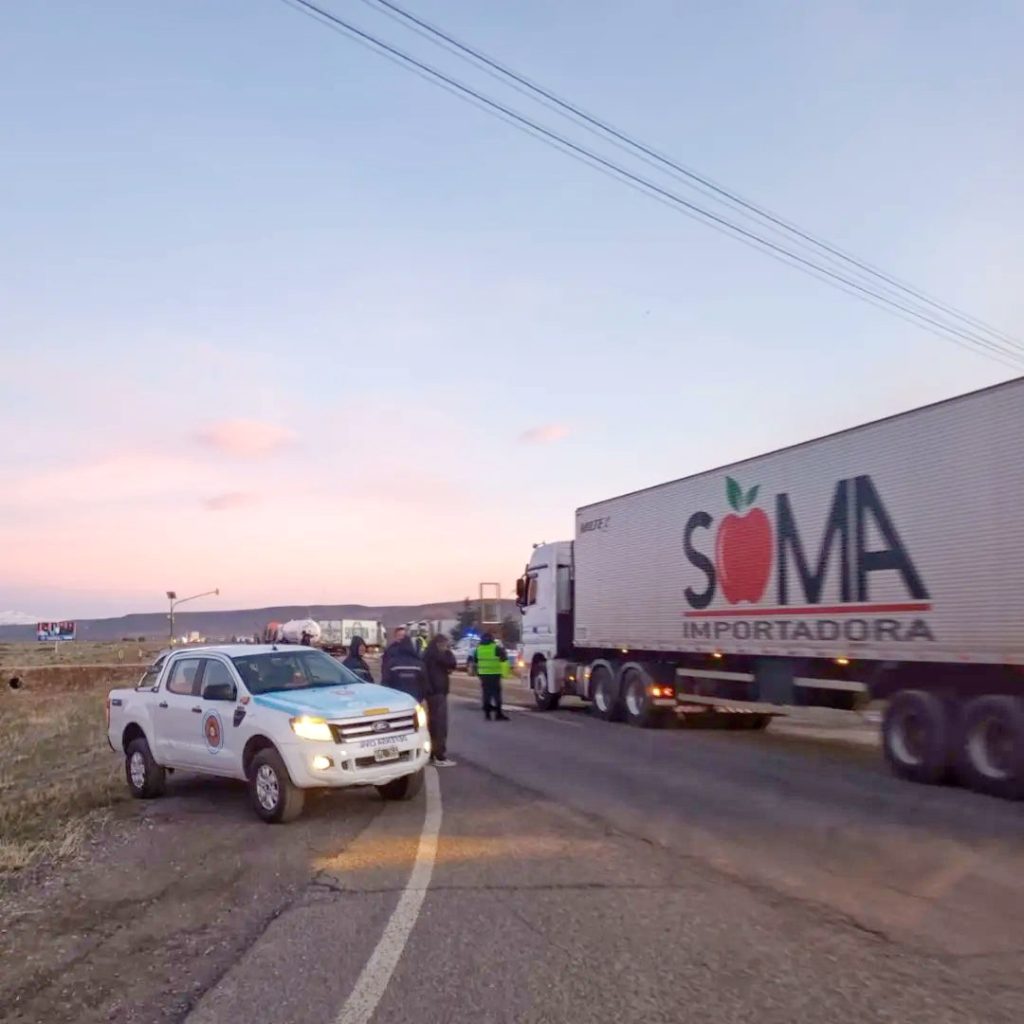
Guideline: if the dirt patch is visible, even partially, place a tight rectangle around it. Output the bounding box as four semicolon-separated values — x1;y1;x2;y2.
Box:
0;778;385;1023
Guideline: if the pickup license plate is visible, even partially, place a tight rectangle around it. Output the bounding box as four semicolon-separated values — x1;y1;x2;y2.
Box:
374;747;400;763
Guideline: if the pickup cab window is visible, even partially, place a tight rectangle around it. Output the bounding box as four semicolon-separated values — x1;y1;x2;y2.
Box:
166;658;202;696
232;650;362;695
200;659;237;700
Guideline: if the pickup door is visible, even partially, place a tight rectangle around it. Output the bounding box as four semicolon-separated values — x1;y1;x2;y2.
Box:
186;657;245;778
151;656;204;766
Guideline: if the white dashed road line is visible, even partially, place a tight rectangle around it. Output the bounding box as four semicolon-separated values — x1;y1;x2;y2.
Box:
333;767;442;1024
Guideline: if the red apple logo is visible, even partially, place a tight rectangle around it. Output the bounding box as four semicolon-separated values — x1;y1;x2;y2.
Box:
715;477;773;604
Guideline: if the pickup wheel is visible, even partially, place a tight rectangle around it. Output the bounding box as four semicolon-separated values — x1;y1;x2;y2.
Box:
249;748;305;823
882;690;951;786
531;662;560;711
125;737;166;799
377;768;424;801
955;695;1024;800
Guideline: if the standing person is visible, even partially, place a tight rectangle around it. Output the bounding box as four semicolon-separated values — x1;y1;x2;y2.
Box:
381;625;408;679
475;632;509;721
423;635;457;767
380;635;427;702
342;635;374;683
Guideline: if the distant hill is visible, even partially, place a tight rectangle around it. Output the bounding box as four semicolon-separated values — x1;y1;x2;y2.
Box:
0;600;517;643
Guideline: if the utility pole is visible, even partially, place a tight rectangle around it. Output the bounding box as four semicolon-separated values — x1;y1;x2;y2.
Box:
166;588;220;643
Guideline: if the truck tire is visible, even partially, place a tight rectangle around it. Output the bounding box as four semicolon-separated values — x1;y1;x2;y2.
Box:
531;662;560;711
955;695;1024;800
882;690;951;786
249;748;305;823
622;668;660;728
590;664;623;722
377;768;425;801
125;736;166;799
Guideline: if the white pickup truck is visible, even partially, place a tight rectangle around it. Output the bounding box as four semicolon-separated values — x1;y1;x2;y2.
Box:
106;644;430;822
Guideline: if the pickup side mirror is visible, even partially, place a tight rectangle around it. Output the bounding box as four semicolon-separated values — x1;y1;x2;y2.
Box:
204;681;237;702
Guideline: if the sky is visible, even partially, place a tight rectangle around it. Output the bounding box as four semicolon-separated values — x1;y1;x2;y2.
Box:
1;0;1021;620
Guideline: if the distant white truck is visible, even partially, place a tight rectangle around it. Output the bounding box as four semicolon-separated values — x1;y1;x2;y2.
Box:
518;378;1024;799
106;644;430;822
318;619;387;653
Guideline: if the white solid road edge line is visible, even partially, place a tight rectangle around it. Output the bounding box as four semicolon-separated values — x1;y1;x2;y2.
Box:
334;767;443;1024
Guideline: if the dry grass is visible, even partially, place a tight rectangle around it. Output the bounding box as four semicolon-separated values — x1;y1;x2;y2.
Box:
0;680;126;880
0;640;164;670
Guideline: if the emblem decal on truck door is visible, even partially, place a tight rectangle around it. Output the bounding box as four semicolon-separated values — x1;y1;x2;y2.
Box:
202;710;224;752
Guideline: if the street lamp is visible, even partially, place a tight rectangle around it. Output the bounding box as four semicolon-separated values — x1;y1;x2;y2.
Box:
167;588;220;643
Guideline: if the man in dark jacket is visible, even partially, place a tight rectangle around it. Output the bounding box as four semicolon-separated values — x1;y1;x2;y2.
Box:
380;626;409;679
341;636;374;683
423;635;457;767
380;636;427;702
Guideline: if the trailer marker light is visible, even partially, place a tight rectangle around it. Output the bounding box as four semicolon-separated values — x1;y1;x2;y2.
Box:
651;686;662;697
712;651;723;660
836;657;850;666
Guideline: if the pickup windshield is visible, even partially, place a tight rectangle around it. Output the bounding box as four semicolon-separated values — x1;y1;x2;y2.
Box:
231;650;363;695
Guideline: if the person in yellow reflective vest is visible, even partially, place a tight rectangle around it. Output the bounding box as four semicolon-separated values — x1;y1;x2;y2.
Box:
475;633;510;721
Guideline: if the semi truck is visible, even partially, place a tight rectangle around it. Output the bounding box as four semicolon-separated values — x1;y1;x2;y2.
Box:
517;377;1024;799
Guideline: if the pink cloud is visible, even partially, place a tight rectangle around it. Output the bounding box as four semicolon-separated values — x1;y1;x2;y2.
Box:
204;491;258;512
5;453;222;507
519;423;570;444
195;418;295;458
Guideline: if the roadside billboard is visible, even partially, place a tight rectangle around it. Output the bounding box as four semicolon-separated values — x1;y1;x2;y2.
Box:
36;621;76;642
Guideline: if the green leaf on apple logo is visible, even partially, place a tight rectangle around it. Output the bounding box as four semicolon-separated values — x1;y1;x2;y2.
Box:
726;476;743;512
745;484;760;507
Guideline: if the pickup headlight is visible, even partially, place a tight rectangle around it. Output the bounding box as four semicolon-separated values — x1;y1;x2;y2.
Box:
290;715;333;742
416;703;428;729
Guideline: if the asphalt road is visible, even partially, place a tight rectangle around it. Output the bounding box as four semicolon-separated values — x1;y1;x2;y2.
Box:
180;678;1024;1024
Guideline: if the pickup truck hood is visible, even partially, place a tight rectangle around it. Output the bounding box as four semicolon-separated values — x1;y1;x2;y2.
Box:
252;683;416;720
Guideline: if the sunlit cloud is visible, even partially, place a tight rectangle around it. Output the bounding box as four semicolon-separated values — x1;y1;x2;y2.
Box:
3;453;223;507
203;491;259;512
195;418;296;458
0;610;37;625
519;423;570;444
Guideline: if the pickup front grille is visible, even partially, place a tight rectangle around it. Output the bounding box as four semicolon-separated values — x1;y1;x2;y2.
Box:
329;711;417;745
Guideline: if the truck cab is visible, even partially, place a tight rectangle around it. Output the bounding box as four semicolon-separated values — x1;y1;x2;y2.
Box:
517;541;574;709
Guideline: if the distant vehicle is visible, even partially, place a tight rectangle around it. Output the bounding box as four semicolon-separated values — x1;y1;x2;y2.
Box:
517;377;1024;800
318;620;386;653
106;644;430;822
452;636;479;671
262;619;321;645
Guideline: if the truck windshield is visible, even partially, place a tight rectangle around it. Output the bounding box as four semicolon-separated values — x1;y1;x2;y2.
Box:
231;650;362;695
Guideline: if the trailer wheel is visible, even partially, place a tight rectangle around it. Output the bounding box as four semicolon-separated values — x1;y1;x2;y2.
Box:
531;662;560;711
882;690;951;785
622;668;659;728
590;665;623;722
956;696;1024;800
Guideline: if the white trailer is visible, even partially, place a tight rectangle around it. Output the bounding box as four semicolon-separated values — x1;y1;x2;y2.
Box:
318;619;386;652
518;377;1024;798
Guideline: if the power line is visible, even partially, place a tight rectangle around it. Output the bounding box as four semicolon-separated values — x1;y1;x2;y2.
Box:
361;0;1023;357
278;0;1024;368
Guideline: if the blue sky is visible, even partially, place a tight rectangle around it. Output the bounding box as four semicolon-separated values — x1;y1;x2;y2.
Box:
1;0;1021;618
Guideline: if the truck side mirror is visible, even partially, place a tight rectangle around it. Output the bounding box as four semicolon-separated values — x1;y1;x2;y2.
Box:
204;682;237;702
515;578;526;604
